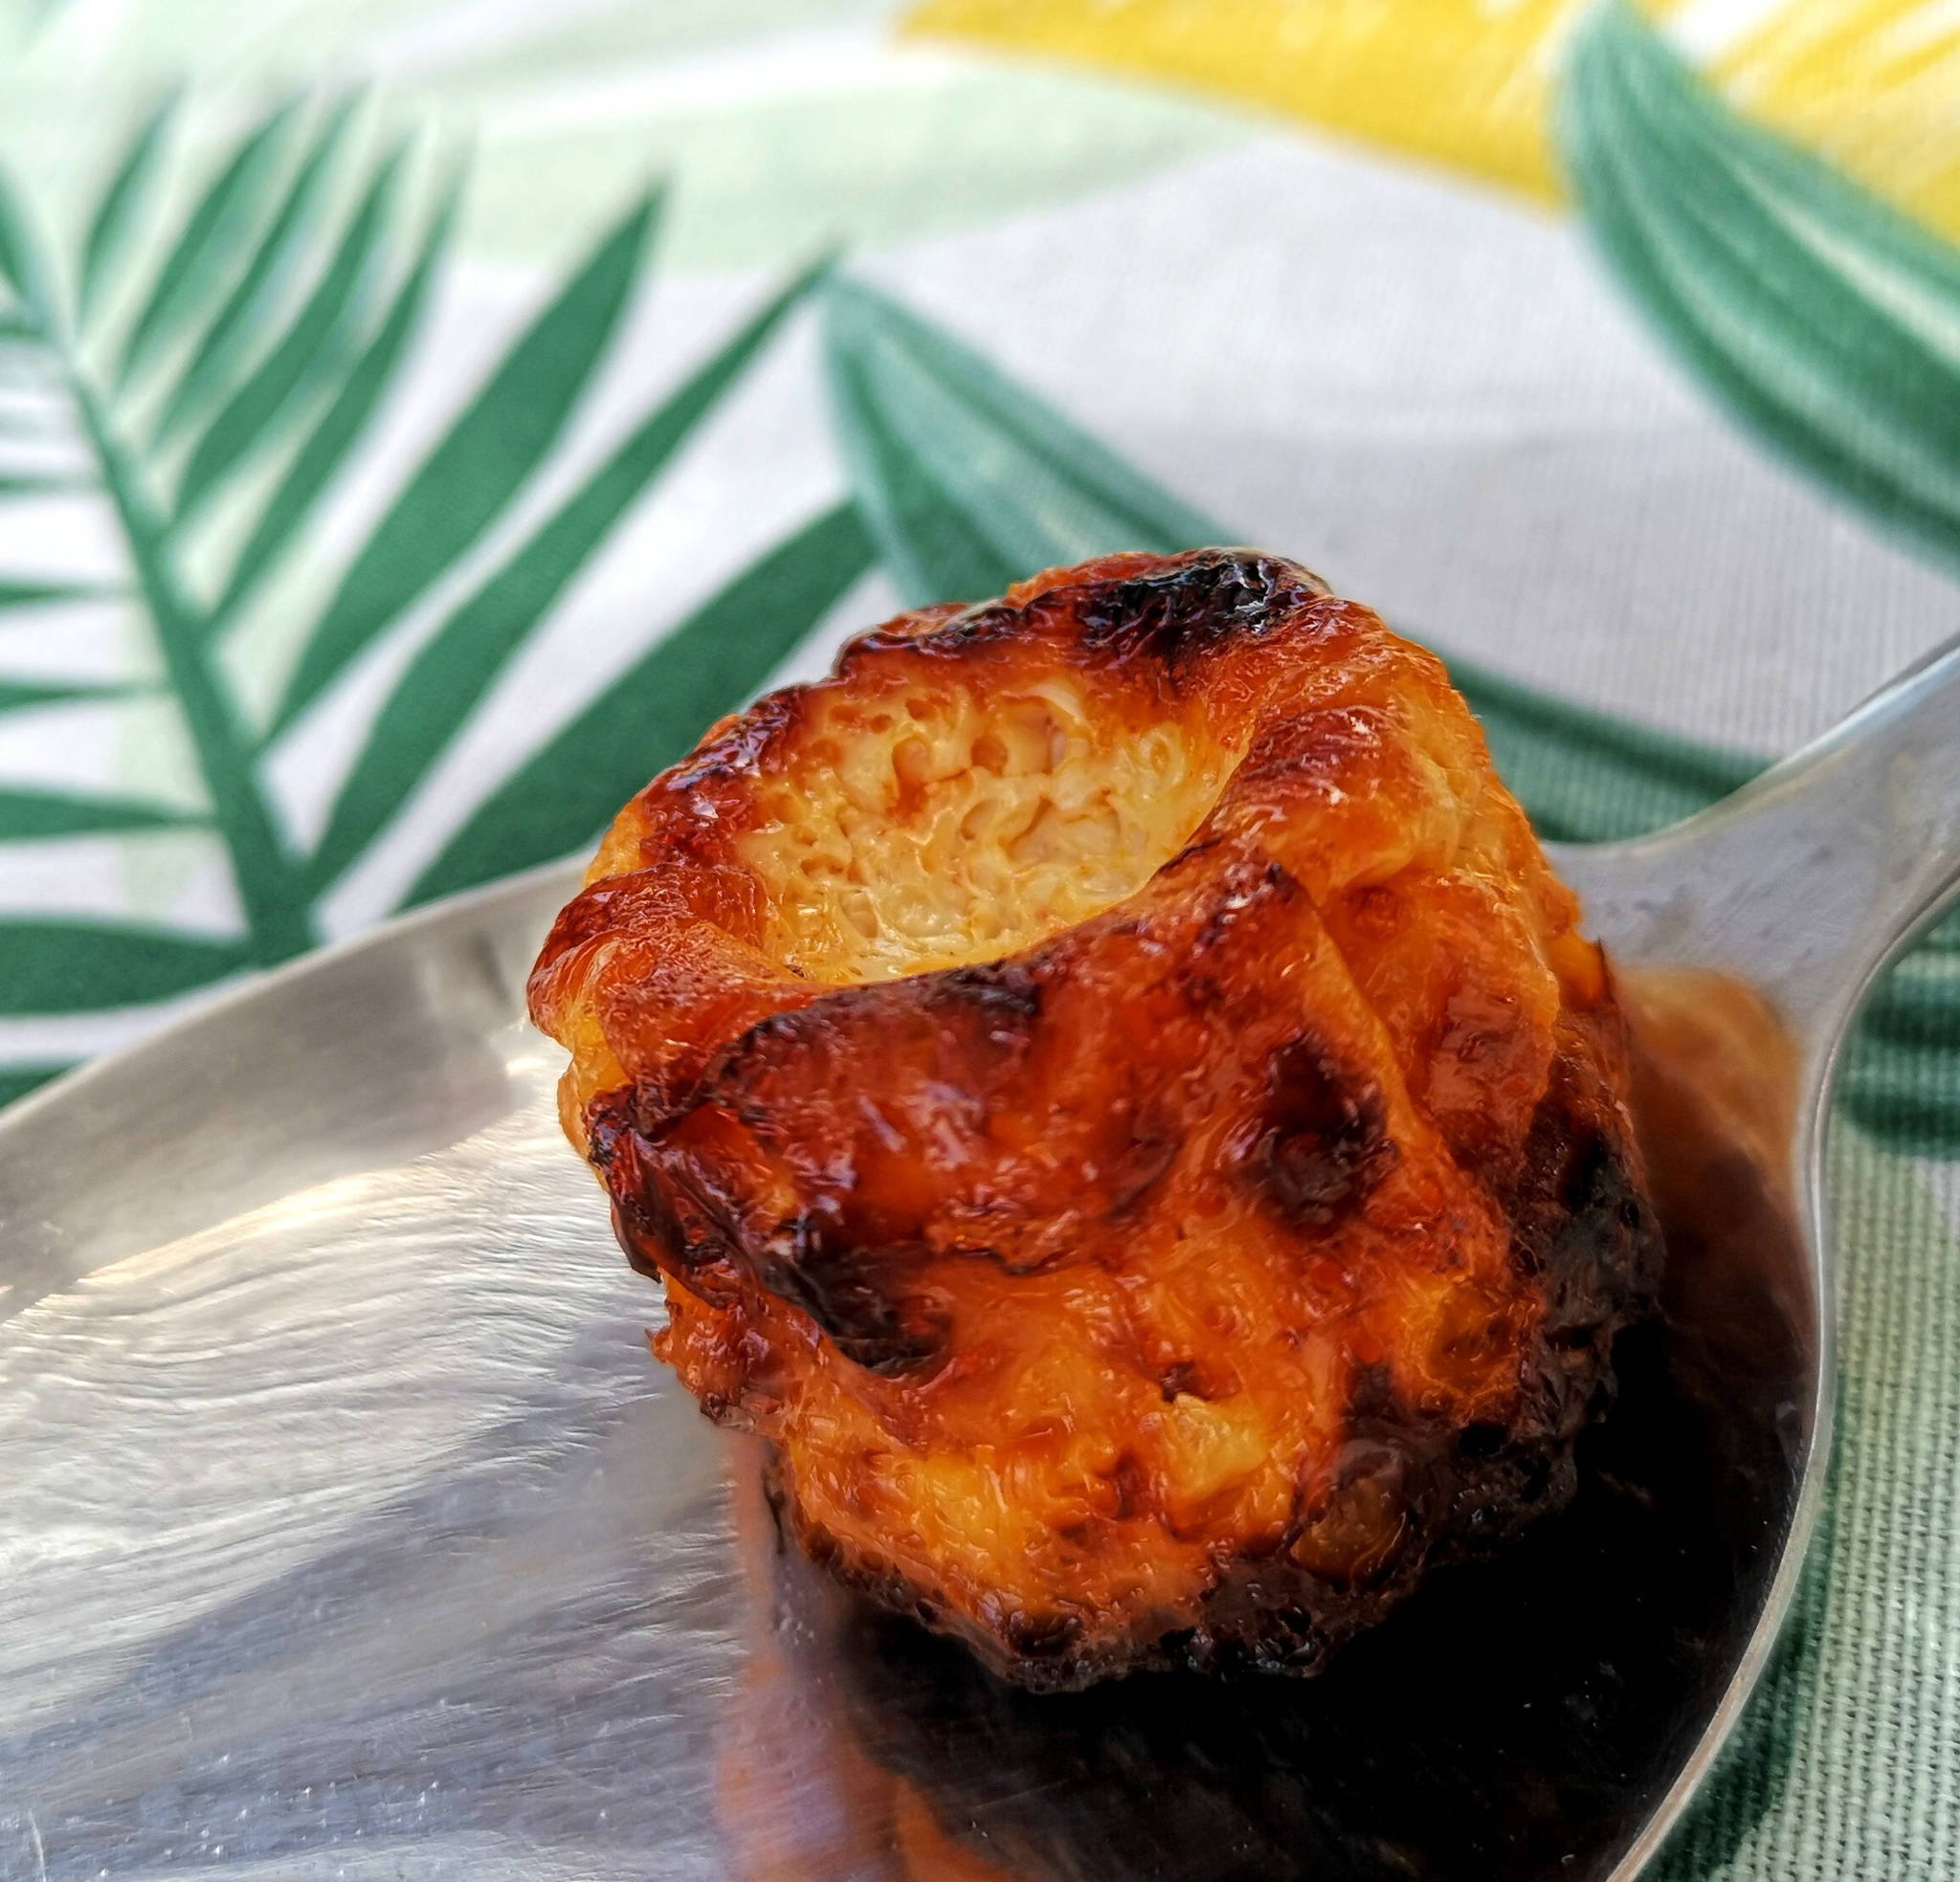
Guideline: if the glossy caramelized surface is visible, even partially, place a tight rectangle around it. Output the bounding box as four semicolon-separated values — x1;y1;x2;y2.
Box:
529;549;1660;1688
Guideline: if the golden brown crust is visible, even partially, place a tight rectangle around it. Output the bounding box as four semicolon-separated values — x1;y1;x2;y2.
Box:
529;548;1660;1689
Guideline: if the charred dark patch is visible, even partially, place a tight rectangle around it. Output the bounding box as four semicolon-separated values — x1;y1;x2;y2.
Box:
1076;551;1326;668
842;598;1020;667
929;960;1046;1031
1342;1361;1403;1427
1108;1450;1147;1521
590;1078;948;1368
1004;1609;1086;1661
584;1085;635;1172
1141;1360;1189;1405
663;686;801;791
586;1089;681;1271
1099;1109;1183;1220
1256;1037;1397;1229
585;1087;754;1303
757;1225;949;1375
1459;1421;1506;1459
1288;1440;1415;1589
1503;1050;1662;1342
1185;858;1303;966
1558;1121;1617;1217
710;959;1042;1096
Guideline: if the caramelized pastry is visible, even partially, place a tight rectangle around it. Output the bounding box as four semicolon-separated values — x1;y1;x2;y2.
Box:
529;548;1660;1690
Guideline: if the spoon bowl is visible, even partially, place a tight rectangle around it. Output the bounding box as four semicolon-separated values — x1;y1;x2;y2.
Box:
1;635;1955;1881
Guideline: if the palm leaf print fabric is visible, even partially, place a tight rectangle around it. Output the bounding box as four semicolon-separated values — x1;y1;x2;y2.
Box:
0;2;1956;1875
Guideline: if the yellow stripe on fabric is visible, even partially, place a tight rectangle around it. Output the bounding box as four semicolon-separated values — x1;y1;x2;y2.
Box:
1712;1;1960;247
900;0;1582;202
904;0;1960;253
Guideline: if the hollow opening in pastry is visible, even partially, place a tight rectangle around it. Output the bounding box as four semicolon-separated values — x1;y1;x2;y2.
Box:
741;671;1241;984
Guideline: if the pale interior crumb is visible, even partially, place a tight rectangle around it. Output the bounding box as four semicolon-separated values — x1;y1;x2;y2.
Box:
742;674;1241;984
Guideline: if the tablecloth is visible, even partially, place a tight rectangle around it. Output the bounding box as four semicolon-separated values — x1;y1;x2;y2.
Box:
0;1;1954;1875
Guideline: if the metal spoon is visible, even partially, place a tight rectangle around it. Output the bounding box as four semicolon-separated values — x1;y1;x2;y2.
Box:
0;634;1954;1882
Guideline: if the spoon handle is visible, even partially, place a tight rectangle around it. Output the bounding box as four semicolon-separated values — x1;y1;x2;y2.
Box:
1549;633;1960;1058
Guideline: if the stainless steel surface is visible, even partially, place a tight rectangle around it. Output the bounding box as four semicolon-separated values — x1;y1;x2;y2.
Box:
1;636;1956;1881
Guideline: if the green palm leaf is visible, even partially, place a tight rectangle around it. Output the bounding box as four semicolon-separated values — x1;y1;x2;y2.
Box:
172;139;404;521
0;102;800;1091
78;90;180;331
1838;918;1960;1154
823;273;1215;608
150;95;358;446
270;189;662;733
406;500;877;906
0;678;142;711
210;174;459;631
1555;4;1960;1149
1562;2;1960;573
0;472;94;496
1838;1035;1960;1159
1446;654;1764;845
0;164;56;327
0;788;201;838
0;920;252;1013
1858;935;1960;1048
116;98;301;391
306;255;832;895
0;1063;70;1108
0;579;125;609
